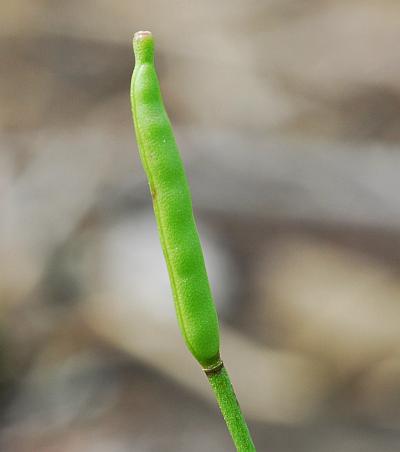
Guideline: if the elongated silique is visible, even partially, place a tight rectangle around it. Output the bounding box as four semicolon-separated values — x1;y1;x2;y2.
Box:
130;31;220;369
130;31;256;451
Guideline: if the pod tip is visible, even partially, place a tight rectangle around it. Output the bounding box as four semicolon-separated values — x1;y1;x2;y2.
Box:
132;31;154;64
134;30;152;41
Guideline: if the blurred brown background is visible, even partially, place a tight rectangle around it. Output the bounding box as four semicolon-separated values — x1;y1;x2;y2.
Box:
2;1;400;451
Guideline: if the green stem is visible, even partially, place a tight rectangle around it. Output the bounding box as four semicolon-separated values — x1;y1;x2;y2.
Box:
207;365;256;451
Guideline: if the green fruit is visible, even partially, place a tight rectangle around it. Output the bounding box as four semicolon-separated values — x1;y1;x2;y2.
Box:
131;31;220;369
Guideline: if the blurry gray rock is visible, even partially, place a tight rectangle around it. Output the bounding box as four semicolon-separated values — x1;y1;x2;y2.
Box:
83;210;235;319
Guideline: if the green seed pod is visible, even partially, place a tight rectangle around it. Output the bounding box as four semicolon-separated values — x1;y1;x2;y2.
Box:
130;31;220;369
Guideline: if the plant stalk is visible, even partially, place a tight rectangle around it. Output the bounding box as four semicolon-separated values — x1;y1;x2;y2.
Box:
206;364;256;451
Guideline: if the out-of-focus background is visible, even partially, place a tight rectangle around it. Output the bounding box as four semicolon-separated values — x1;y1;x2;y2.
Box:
2;1;400;451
